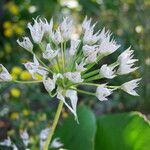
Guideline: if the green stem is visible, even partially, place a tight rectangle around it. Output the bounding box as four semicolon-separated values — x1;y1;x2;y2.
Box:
71;88;96;96
43;100;64;150
13;80;42;84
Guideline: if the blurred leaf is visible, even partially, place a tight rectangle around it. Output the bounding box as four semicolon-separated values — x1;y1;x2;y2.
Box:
95;112;150;150
55;105;96;150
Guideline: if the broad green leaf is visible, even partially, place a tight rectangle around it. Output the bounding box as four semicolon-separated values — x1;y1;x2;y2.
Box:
95;112;150;150
54;105;96;150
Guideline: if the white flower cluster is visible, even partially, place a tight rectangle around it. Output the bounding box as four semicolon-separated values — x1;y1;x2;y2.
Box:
0;128;64;150
0;16;141;119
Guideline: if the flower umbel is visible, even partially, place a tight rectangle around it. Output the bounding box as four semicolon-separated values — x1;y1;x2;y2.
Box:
1;16;141;150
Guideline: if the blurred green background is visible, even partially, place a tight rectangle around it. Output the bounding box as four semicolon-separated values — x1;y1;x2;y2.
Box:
0;0;149;149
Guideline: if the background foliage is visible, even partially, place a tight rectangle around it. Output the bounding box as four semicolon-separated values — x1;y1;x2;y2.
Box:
0;0;150;149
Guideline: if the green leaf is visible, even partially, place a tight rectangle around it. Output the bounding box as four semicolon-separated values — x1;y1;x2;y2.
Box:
95;112;150;150
55;105;96;150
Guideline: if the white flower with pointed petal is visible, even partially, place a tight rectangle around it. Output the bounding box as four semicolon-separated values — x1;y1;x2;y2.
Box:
41;18;53;36
0;64;12;82
121;78;141;96
17;37;33;53
43;76;55;93
0;137;12;147
82;16;92;32
76;60;86;72
85;51;98;63
24;55;48;80
117;47;138;75
28;17;44;43
20;130;29;147
43;44;59;60
66;89;78;119
40;128;50;140
12;144;18;150
97;29;120;56
65;72;83;83
60;17;73;41
96;84;113;101
100;64;116;79
82;45;98;57
51;27;63;44
69;39;80;56
50;138;63;148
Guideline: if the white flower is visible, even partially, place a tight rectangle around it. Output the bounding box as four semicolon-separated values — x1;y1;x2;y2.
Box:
82;45;98;57
65;72;83;83
121;78;141;96
43;76;55;93
51;27;63;44
96;84;113;101
43;43;59;60
40;128;51;150
28;17;44;43
0;64;12;82
50;138;63;148
99;64;116;79
117;47;138;75
0;137;12;147
97;29;120;56
76;60;86;72
40;128;50;140
12;144;18;150
17;37;33;52
57;87;78;119
82;16;92;31
20;130;29;147
24;55;48;80
85;51;98;63
41;18;53;36
60;17;73;41
69;39;80;56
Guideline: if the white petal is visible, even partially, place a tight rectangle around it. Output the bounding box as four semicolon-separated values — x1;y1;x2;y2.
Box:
17;37;33;52
121;78;141;96
96;84;113;101
76;60;86;72
0;137;12;147
40;128;51;140
65;72;83;83
100;64;116;79
69;39;80;56
20;130;29;147
0;64;12;82
50;138;63;148
43;76;55;93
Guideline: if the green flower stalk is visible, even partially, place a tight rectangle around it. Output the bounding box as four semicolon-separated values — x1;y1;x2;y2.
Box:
0;16;141;150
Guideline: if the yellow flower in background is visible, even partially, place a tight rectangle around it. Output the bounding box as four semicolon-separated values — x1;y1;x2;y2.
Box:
11;66;22;75
35;74;43;80
8;129;15;136
4;28;13;37
6;2;19;15
10;112;19;120
23;109;30;116
3;21;12;29
28;121;34;127
14;25;24;35
10;88;21;98
4;43;12;54
20;71;32;80
11;73;18;80
38;113;47;121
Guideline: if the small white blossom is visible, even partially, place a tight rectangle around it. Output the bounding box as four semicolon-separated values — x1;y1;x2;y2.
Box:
60;17;73;41
82;45;98;57
121;78;141;96
0;64;12;82
12;144;18;150
82;16;92;31
43;43;59;60
43;76;55;93
57;87;78;119
51;27;63;44
40;18;53;36
28;17;44;43
50;138;64;148
69;39;80;56
99;64;116;79
76;60;86;72
24;55;48;80
0;137;12;147
117;47;138;75
17;37;33;52
65;72;83;83
96;84;113;101
85;51;98;63
97;29;120;56
20;130;29;147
